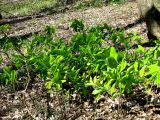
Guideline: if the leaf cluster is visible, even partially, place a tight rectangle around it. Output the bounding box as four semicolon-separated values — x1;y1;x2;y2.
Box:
1;20;160;100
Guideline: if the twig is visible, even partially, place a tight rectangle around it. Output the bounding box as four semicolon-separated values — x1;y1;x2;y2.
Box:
24;58;31;91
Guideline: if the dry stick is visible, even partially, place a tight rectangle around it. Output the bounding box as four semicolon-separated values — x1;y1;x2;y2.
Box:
24;58;31;91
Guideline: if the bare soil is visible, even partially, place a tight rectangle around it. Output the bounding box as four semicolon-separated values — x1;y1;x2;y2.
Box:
5;1;147;40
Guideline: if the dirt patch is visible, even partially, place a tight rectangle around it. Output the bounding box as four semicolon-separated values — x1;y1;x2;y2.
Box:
4;1;147;40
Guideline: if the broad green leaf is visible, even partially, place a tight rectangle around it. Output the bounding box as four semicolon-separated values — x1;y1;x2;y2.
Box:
49;54;54;65
10;71;17;82
85;83;96;87
154;72;160;87
70;19;84;32
100;80;103;85
107;57;118;68
0;56;3;63
154;50;158;59
139;67;145;77
61;80;66;83
117;51;126;62
92;89;102;95
119;60;127;72
147;64;160;75
89;76;93;83
45;26;56;36
133;62;138;71
93;76;97;84
45;81;53;89
95;94;101;101
53;71;60;83
110;47;118;60
95;52;106;59
138;45;144;53
94;64;99;72
118;83;125;93
56;84;61;90
104;80;112;90
57;56;64;63
110;83;116;95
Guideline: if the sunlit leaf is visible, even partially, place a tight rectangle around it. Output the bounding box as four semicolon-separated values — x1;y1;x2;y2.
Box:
110;47;118;60
110;83;116;95
119;60;127;72
92;89;102;95
139;67;145;77
133;61;138;71
45;81;53;89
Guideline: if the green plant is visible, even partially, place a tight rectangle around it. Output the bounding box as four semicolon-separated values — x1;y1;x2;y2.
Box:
1;19;160;101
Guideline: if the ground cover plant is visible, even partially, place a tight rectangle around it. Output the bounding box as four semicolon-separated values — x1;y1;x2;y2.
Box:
2;0;160;118
1;19;160;103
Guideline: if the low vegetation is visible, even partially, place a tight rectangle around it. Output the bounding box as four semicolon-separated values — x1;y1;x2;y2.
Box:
1;19;160;102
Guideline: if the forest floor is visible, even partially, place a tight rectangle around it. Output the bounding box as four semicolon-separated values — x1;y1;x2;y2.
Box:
2;1;147;41
1;1;160;120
